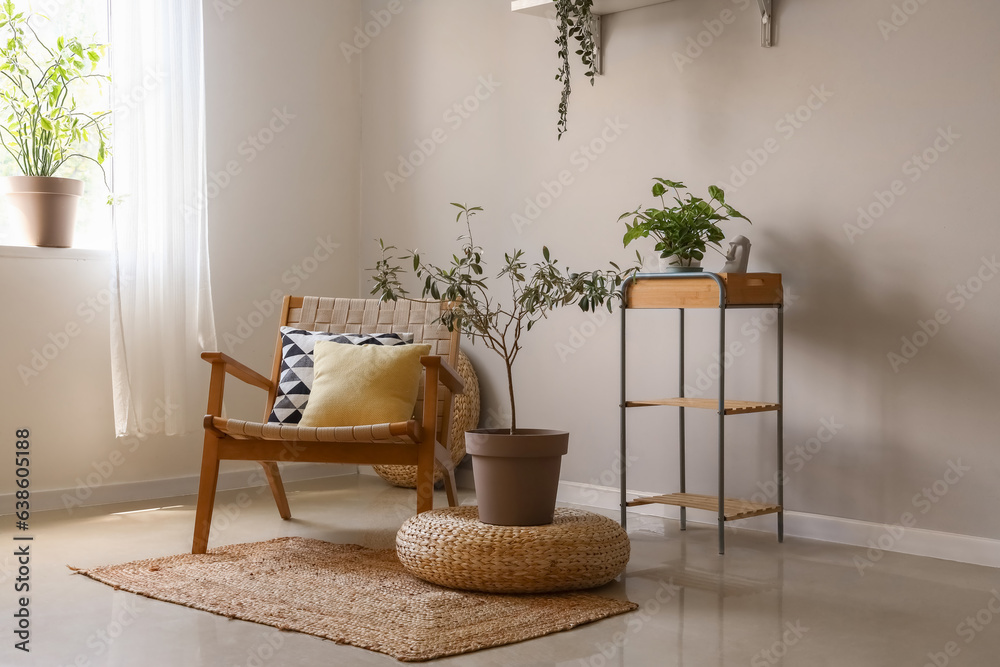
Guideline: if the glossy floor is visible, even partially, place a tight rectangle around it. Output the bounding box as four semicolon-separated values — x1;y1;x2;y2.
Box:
5;474;998;666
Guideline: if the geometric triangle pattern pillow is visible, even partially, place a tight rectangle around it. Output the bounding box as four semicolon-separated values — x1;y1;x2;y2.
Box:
267;327;414;425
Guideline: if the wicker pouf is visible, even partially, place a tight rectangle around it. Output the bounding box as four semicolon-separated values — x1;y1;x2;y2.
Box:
374;349;480;488
396;506;630;594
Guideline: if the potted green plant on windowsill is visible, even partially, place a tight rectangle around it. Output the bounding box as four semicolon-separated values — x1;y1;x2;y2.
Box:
0;2;112;248
618;178;751;272
371;203;635;526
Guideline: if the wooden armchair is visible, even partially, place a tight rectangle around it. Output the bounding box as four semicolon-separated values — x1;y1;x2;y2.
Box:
192;296;465;554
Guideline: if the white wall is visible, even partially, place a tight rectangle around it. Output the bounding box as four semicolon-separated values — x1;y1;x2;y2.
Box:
0;0;363;509
358;0;1000;541
205;0;363;417
0;249;120;501
3;0;997;551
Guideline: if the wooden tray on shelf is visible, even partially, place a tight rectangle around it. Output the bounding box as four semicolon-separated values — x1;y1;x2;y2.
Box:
625;273;782;309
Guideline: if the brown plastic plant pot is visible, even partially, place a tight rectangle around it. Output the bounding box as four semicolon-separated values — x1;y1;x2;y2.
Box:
465;428;569;527
1;176;84;248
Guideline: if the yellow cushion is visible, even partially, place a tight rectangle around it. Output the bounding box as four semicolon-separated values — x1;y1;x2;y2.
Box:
300;341;433;427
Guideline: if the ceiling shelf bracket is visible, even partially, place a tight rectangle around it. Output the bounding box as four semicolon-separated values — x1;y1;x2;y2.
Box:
757;0;773;47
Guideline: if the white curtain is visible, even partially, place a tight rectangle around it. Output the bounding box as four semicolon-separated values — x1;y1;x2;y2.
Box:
109;0;217;436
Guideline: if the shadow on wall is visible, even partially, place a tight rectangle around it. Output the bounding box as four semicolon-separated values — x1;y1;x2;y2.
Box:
753;226;1000;524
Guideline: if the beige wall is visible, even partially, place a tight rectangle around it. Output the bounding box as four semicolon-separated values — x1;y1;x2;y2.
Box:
3;0;997;547
359;0;1000;540
0;0;363;507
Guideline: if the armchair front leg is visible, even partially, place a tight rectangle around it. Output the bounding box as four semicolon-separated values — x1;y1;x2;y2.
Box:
194;352;275;554
192;430;220;554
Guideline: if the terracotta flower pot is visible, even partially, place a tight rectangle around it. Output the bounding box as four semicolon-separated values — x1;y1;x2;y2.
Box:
466;428;568;526
1;176;84;248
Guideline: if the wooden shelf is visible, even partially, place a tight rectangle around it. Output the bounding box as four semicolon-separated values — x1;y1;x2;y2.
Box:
511;0;675;18
625;273;783;309
626;398;780;415
628;493;782;521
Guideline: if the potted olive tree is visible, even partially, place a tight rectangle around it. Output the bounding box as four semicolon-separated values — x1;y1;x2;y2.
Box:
0;2;111;247
371;203;634;526
618;178;751;272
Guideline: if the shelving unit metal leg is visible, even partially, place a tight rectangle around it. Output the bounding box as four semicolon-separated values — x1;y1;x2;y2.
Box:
678;309;686;532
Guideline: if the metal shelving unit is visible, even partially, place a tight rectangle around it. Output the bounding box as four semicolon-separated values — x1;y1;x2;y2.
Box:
619;272;784;554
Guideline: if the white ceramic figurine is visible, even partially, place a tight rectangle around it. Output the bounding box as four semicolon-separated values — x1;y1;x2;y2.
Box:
721;235;751;273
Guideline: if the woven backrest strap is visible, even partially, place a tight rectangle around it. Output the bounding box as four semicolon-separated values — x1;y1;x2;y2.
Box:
264;297;460;434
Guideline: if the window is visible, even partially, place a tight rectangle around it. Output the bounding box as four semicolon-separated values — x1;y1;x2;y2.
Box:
0;0;112;249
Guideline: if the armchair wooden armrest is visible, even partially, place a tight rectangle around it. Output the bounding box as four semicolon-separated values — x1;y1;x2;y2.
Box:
420;355;466;394
201;352;273;391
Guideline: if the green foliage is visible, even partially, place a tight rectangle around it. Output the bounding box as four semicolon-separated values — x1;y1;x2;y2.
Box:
0;1;111;185
370;203;636;431
554;0;596;140
618;178;751;265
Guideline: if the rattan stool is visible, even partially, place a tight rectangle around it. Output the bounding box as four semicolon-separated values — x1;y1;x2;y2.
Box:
396;506;630;593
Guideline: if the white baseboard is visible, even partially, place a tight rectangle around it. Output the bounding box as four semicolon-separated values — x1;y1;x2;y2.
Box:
13;469;996;570
557;481;1000;569
6;463;357;515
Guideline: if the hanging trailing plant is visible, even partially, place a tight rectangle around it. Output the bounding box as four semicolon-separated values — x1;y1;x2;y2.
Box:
554;0;597;140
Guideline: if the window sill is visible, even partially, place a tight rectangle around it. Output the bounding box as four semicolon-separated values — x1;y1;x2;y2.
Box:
0;245;111;260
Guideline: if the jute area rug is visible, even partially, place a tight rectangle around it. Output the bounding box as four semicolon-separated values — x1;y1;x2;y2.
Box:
75;537;636;662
